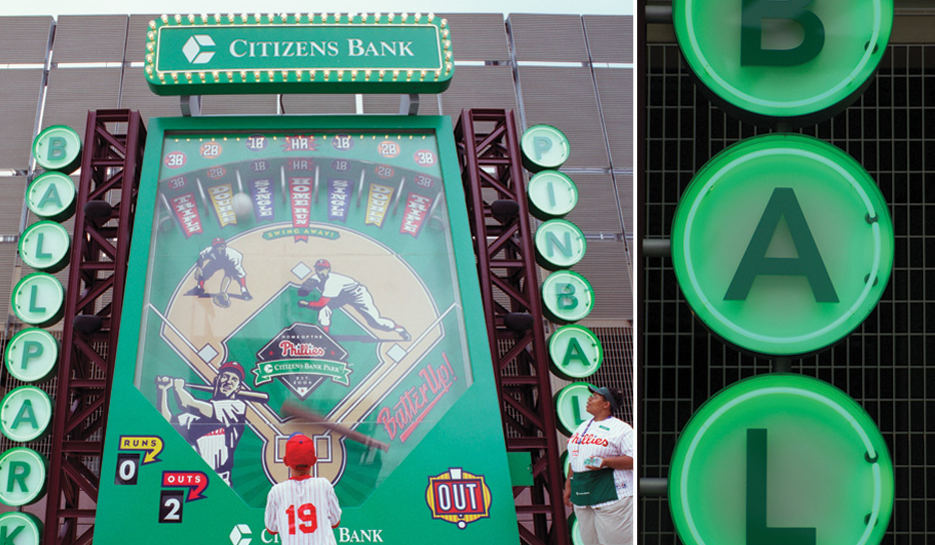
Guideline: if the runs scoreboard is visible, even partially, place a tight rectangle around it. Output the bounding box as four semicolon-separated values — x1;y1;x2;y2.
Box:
95;115;519;544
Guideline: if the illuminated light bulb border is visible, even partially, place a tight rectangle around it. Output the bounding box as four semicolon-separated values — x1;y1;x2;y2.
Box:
144;12;454;94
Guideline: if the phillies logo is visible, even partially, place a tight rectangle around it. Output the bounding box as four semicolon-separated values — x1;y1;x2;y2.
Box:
426;468;491;529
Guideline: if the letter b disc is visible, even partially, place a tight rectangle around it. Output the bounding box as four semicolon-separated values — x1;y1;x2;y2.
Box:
672;0;892;123
670;134;893;356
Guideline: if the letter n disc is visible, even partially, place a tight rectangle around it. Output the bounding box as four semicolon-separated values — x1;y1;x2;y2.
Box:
670;134;893;356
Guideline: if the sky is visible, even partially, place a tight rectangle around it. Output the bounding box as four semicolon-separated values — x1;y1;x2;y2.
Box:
1;0;633;17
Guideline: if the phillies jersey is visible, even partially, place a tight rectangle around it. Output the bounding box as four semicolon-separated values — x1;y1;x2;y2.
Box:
567;416;635;505
265;476;342;545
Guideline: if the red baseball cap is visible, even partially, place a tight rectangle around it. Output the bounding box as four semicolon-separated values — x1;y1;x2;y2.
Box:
218;361;245;381
284;433;317;469
314;259;331;269
212;237;226;246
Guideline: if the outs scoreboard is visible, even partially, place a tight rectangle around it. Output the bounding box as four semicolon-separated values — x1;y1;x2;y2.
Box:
95;115;519;544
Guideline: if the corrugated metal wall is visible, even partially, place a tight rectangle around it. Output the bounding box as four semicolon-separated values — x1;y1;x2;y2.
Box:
640;14;935;545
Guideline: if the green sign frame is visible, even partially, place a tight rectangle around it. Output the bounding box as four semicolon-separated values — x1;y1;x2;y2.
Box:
669;373;894;545
672;0;893;124
671;134;893;356
145;13;454;95
95;115;519;544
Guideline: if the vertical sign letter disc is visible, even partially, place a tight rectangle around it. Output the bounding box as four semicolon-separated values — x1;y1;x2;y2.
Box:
670;134;893;356
672;0;892;123
669;374;894;545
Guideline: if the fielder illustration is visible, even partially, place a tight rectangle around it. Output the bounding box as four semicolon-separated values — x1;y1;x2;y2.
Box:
297;259;410;341
186;237;253;305
156;361;255;485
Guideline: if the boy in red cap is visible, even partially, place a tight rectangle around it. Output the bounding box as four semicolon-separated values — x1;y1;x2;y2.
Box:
265;433;342;544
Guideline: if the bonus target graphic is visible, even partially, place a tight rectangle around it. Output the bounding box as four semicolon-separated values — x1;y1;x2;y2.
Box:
96;116;518;544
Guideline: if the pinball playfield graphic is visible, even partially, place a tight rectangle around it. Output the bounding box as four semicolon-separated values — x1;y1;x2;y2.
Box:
96;116;519;544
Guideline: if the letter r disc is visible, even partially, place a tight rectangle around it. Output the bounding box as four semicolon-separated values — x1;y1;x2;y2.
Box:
669;374;894;545
670;134;893;356
672;0;892;123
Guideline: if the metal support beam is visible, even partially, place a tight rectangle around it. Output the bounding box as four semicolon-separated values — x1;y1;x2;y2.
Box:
455;109;569;545
399;93;420;115
180;95;202;117
44;109;145;545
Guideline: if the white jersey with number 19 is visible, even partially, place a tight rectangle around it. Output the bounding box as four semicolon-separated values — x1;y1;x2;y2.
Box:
265;476;342;545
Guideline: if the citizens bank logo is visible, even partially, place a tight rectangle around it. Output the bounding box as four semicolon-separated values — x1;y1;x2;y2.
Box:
230;523;252;545
183;35;216;64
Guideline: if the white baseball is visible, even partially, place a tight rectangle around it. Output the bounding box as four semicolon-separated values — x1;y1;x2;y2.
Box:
232;192;253;218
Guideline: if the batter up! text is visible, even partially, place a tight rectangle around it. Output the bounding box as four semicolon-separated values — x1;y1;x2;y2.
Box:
377;356;456;443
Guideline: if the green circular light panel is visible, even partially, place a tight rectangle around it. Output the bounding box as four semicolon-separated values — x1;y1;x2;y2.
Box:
672;0;892;120
32;125;82;173
535;219;587;270
671;134;893;356
548;325;603;380
669;374;894;545
19;221;71;272
0;386;53;443
0;447;47;506
521;125;570;172
0;512;42;545
12;273;65;327
527;171;578;219
541;270;594;324
4;328;59;383
27;172;77;221
553;381;592;436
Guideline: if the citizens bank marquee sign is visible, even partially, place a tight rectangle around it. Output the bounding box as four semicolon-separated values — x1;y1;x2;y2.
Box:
91;14;519;545
145;12;454;95
667;2;896;545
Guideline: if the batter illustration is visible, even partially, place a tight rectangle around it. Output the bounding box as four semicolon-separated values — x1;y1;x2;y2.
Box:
156;361;249;485
297;259;411;341
186;237;253;305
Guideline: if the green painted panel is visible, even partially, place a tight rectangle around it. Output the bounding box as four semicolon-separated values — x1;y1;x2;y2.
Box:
95;115;518;544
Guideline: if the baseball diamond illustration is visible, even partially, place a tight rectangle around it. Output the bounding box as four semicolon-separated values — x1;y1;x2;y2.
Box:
131;132;476;509
151;221;449;499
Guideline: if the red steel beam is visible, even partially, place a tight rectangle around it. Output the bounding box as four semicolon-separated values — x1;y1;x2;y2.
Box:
455;109;569;545
44;109;145;545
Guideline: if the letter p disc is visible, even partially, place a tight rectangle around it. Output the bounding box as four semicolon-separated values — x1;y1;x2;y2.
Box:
669;374;894;545
670;134;893;356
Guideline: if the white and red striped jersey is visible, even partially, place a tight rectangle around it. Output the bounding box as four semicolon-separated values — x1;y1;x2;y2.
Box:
265;476;342;545
567;416;635;505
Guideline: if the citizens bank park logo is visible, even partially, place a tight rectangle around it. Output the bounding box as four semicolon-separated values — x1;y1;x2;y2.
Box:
425;468;491;529
253;323;351;400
